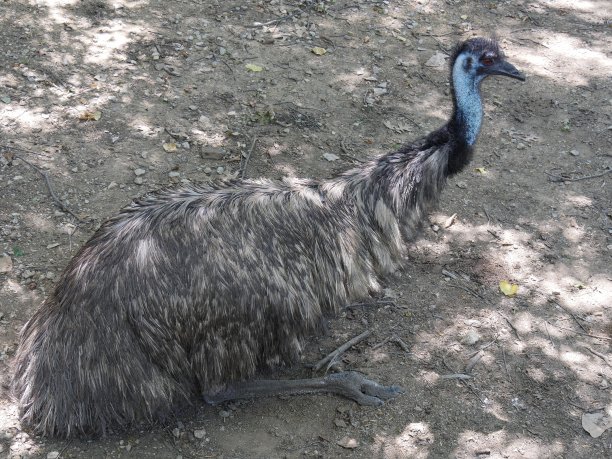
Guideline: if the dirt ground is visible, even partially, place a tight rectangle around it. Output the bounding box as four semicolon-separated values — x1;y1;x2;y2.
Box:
0;0;611;458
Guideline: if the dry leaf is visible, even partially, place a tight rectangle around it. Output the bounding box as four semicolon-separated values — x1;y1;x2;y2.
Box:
337;436;359;449
475;167;486;173
499;280;519;297
311;47;327;56
79;110;101;121
162;142;177;152
245;63;263;72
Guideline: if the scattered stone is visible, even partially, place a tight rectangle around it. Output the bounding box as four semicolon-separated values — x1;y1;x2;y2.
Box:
169;171;181;178
46;243;60;249
22;270;35;279
200;147;226;160
516;142;526;150
204;167;212;175
582;409;612;438
337;436;359;449
322;153;340;162
460;329;481;345
134;168;146;176
431;224;440;232
216;166;225;175
334;419;347;428
569;149;580;156
47;452;60;459
172;427;180;438
373;87;388;96
108;181;118;189
219;410;230;418
0;253;12;273
134;177;144;185
193;429;206;439
424;52;447;68
456;181;468;189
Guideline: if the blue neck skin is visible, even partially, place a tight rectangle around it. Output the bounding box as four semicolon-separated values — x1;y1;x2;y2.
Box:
452;54;485;146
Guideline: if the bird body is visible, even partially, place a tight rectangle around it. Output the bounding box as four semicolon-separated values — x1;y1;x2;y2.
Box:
12;38;524;437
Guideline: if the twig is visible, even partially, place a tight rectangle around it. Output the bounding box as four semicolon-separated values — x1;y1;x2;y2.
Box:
13;155;87;224
448;283;486;301
339;138;365;163
465;351;484;374
440;373;472;380
371;337;390;351
543;321;555;347
392;335;410;353
549;298;587;332
584;346;612;366
545;169;610;183
482;205;492;224
345;299;396;309
487;229;501;240
501;346;510;377
499;313;521;340
57;439;73;458
313;330;371;372
240;136;257;179
545;320;612;341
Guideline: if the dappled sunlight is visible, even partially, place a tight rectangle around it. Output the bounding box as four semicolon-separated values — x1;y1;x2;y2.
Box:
371;422;434;458
516;32;611;84
77;21;143;65
453;429;566;457
536;0;611;20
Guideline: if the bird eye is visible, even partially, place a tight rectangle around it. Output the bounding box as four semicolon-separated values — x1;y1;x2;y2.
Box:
481;57;494;66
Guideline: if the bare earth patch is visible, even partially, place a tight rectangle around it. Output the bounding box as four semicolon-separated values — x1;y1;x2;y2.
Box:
0;0;610;458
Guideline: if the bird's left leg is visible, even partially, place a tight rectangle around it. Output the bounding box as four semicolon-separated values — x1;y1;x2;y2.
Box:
203;371;403;406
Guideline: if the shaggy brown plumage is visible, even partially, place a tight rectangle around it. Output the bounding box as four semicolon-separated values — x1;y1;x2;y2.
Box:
12;37;524;437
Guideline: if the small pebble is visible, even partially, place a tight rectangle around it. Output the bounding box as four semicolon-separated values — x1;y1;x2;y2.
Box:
169;171;181;178
134;168;146;176
172;427;180;438
216;166;225;175
569;149;580;156
47;452;60;459
134;177;144;185
193;429;206;439
0;253;12;273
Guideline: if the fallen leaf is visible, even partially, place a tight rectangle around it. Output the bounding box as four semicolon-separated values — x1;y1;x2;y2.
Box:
78;110;101;121
337;436;359;449
499;280;519;297
163;142;177;152
245;63;263;72
311;47;327;56
475;167;486;173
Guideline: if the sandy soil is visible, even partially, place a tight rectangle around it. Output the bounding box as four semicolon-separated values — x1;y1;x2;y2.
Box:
0;0;611;458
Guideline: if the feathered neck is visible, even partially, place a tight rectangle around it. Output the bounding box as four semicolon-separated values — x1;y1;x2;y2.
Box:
450;53;484;146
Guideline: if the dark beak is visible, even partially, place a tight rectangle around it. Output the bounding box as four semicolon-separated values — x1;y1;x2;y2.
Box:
485;60;526;81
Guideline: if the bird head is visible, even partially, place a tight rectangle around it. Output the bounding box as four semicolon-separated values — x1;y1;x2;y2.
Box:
451;37;525;84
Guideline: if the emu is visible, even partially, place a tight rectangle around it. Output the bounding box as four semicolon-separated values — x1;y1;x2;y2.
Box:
12;38;524;437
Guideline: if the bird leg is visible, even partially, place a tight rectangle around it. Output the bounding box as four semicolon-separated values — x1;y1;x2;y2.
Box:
204;371;403;406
